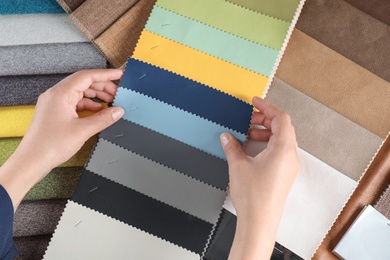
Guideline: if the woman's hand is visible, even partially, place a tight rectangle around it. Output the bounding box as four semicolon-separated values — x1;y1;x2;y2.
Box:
220;97;299;260
0;69;124;209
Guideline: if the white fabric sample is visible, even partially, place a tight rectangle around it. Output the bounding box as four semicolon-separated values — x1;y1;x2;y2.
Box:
43;201;199;260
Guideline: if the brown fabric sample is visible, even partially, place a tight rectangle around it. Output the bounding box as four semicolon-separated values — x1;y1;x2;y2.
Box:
13;199;67;237
296;0;390;82
56;0;86;13
344;0;390;26
313;134;390;260
14;235;51;260
266;77;384;181
374;184;390;219
69;0;140;40
276;30;390;138
94;0;156;68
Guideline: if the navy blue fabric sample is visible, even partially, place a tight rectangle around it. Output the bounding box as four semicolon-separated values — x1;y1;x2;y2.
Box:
121;58;253;134
0;185;19;260
72;170;212;254
0;0;64;14
101;119;229;190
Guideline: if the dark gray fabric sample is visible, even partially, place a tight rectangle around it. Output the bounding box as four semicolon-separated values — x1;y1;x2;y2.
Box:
14;235;51;260
0;74;69;106
296;0;390;82
100;119;229;190
13;200;66;237
0;43;106;76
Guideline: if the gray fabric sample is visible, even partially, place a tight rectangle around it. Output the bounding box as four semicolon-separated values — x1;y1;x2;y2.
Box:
87;138;227;224
0;74;70;106
14;235;51;260
0;42;106;76
0;14;88;46
375;184;390;219
266;77;384;181
13;199;66;237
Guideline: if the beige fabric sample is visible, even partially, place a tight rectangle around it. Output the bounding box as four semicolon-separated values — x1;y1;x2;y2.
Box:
56;0;86;13
276;30;390;138
69;0;139;40
266;77;384;181
94;0;156;68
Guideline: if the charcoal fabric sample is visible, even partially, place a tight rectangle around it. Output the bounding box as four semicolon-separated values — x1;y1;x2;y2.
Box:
344;0;390;26
121;58;253;134
296;0;390;82
266;78;384;181
13;200;67;237
0;43;106;76
0;14;88;46
72;170;212;254
14;235;51;260
101;119;229;190
0;0;64;14
56;0;86;13
0;74;70;106
276;30;390;138
94;0;156;68
24;167;82;201
69;0;140;39
375;185;390;219
87;138;226;223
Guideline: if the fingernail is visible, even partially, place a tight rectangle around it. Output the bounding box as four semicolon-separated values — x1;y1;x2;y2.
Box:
112;107;124;121
220;133;231;147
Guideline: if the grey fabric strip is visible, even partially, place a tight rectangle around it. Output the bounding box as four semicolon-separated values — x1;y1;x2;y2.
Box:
266;78;384;181
0;74;70;106
374;184;390;219
0;14;88;46
296;0;390;82
14;235;51;260
13;199;67;237
0;43;106;76
87;138;226;224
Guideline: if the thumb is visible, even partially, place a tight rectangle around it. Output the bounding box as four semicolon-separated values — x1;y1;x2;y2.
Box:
79;106;124;136
220;133;246;164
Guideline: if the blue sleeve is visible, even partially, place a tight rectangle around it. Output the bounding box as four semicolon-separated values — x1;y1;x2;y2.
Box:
0;185;19;260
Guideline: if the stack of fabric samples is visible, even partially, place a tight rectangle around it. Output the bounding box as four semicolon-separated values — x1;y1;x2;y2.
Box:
0;0;107;258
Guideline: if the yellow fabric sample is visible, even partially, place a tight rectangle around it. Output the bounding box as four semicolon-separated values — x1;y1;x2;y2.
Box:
0;104;107;138
133;30;268;103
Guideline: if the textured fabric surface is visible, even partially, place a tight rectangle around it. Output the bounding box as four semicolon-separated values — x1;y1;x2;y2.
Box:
296;0;390;82
43;201;199;259
0;0;64;14
14;235;51;260
115;88;246;159
0;136;96;167
24;167;82;201
0;105;104;137
94;0;156;68
224;140;358;259
266;77;384;181
375;185;390;219
276;30;390;138
344;0;390;26
313;135;390;260
133;31;268;103
101;119;229;190
0;74;69;106
0;14;87;46
13;200;67;237
121;58;253;134
87;138;226;223
56;0;85;13
0;43;106;76
69;0;140;39
156;0;290;49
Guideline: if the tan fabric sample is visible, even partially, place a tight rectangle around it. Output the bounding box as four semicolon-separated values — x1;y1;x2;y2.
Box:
56;0;86;13
313;135;390;260
344;0;390;26
296;0;390;82
95;0;156;68
276;30;390;138
69;0;140;40
266;77;384;181
374;184;390;219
